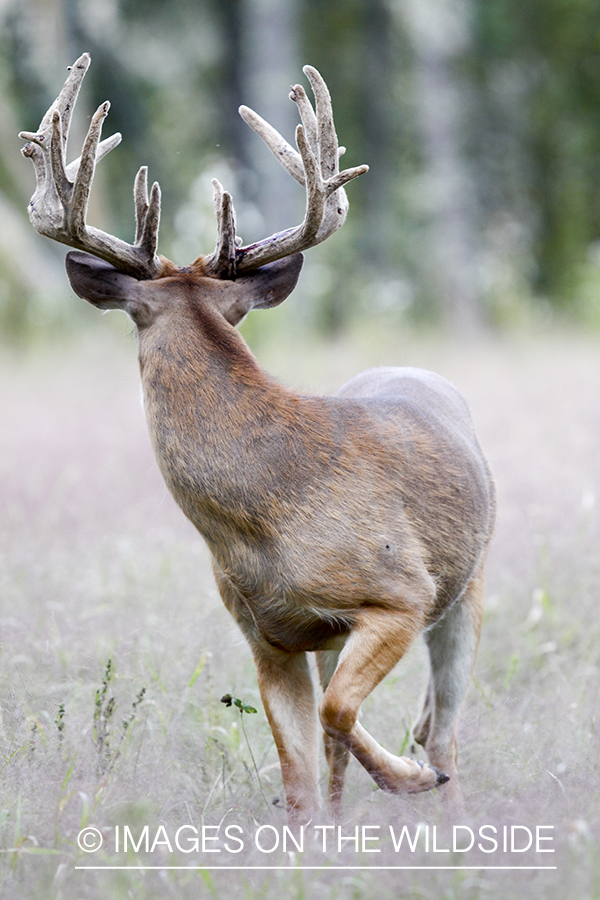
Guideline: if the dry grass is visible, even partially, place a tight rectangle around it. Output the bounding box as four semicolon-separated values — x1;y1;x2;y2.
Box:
0;320;599;899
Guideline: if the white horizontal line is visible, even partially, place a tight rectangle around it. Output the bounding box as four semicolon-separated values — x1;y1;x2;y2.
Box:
75;865;558;871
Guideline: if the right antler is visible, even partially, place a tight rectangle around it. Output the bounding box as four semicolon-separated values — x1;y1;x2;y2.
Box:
205;66;369;277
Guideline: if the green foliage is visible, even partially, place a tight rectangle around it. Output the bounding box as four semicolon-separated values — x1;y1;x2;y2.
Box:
93;658;117;772
220;693;258;716
220;693;269;808
93;658;146;775
55;703;65;749
471;0;600;308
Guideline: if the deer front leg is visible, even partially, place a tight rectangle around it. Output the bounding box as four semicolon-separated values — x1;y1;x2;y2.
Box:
250;642;321;822
319;607;449;795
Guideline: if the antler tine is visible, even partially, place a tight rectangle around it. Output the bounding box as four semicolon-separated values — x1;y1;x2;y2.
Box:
70;101;111;238
19;54;163;280
132;165;161;260
141;181;161;260
134;166;150;245
232;66;368;275
238;105;305;186
19;53;90;159
53;54;90;151
65;132;122;182
294;123;326;242
303;65;338;179
204;179;237;278
289;83;318;163
50;109;71;213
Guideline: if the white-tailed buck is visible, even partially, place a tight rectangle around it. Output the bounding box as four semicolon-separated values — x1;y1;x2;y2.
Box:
20;54;495;821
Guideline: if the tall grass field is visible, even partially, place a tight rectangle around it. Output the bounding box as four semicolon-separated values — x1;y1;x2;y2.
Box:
1;321;599;899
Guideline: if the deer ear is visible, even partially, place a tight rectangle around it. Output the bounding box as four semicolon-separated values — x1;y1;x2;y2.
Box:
218;253;303;326
65;250;142;309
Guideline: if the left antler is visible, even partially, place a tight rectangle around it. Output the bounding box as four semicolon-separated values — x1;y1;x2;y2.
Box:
19;53;163;280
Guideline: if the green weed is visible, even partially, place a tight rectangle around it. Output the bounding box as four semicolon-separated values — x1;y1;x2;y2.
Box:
92;658;146;775
221;693;271;809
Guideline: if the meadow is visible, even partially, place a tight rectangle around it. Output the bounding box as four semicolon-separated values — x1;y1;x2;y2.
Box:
0;316;599;899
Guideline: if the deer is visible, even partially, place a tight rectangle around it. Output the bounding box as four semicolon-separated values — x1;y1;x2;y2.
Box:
19;53;495;823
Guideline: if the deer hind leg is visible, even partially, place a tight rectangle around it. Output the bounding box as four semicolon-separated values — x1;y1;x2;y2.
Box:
318;606;449;795
316;646;350;821
413;566;486;809
251;643;321;822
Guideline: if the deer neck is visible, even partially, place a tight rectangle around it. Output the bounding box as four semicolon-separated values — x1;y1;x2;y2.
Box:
136;296;295;546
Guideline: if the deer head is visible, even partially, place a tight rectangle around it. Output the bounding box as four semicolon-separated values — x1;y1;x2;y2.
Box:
19;52;368;325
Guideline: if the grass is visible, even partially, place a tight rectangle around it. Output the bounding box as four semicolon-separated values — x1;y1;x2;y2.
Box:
0;321;599;898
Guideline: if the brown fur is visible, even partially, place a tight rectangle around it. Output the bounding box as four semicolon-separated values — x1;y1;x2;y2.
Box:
65;250;496;822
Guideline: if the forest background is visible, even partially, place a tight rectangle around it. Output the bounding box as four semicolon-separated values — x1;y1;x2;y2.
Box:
2;0;600;341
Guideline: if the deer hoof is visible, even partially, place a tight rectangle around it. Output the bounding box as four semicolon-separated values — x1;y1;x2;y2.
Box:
433;766;450;786
405;760;445;793
412;761;450;788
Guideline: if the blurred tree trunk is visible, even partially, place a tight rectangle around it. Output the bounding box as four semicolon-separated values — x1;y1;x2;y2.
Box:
298;0;400;334
213;0;247;167
240;0;301;238
360;0;396;272
402;0;484;332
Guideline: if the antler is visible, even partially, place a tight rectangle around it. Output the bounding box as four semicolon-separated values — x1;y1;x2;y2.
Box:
20;56;366;282
19;53;162;280
204;65;368;277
